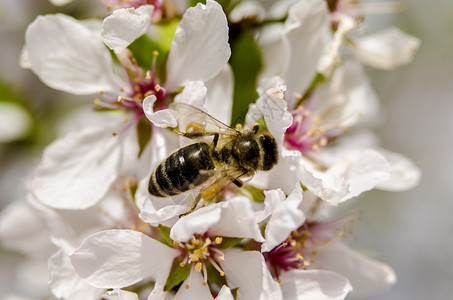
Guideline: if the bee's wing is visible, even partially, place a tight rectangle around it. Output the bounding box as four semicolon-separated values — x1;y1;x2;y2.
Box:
169;103;239;137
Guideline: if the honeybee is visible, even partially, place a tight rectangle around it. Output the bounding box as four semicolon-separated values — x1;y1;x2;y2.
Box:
148;103;279;216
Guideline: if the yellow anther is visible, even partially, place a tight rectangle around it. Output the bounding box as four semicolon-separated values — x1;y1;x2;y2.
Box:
185;284;190;290
120;88;124;92
319;137;328;146
179;262;185;267
153;50;159;56
278;279;282;284
235;123;243;130
303;261;311;266
295;115;303;123
312;144;319;150
94;98;100;104
112;133;117;136
290;240;297;247
99;90;104;94
189;253;199;262
123;118;129;123
303;110;311;117
202;282;207;286
296;253;304;260
218;256;225;262
312;251;318;255
173;241;179;246
313;116;322;123
129;225;136;230
220;272;225;277
155;84;161;91
215;237;223;244
310;259;315;264
195;262;202;272
281;242;287;247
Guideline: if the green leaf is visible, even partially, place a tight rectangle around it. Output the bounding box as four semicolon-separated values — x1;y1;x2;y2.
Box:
127;19;178;70
136;116;152;158
231;287;239;299
206;262;227;289
157;224;174;248
164;257;191;291
216;237;243;250
229;27;262;126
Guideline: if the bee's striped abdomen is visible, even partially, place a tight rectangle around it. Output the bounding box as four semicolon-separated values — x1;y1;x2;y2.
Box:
148;142;215;197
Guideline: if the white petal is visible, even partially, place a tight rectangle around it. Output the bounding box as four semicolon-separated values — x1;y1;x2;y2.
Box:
220;250;283;300
174;81;208;108
205;64;234;125
246;84;292;145
49;249;104;299
32;124;123;209
317;14;356;77
143;95;178;128
173;270;214;300
165;0;231;90
257;24;286;79
354;27;421;70
170;204;222;242
314;242;396;296
282;0;330;95
0;102;31;143
341;149;390;200
102;5;154;53
229;1;266;23
297;156;350;205
279;269;352;300
25;14;125;95
19;45;31;69
328;60;381;127
261;188;305;252
70;229;179;288
105;288;139;300
215;286;234;300
209;196;264;242
0;200;53;256
376;149;421;191
49;0;73;5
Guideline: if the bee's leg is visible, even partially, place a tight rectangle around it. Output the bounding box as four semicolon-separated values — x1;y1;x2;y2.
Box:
178;182;222;218
179;193;202;218
232;179;243;187
212;133;219;148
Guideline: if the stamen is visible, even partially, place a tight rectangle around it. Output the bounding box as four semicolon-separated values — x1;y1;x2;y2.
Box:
208;257;225;277
215;237;223;244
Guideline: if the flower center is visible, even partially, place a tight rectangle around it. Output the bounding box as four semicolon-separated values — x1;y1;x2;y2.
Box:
94;50;166;135
174;236;226;289
284;105;332;152
264;215;357;282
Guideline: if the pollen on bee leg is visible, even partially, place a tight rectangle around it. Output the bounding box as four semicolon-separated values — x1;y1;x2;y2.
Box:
186;122;205;134
201;184;221;201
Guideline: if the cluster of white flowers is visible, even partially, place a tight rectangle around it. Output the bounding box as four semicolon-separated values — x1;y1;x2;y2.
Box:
0;0;421;299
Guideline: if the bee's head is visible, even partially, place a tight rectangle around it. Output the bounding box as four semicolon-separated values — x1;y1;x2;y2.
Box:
232;132;278;171
257;133;278;171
